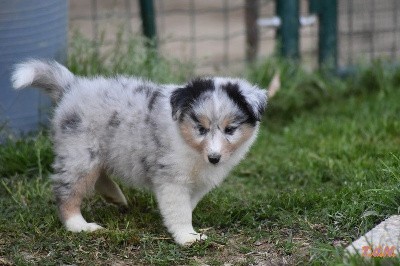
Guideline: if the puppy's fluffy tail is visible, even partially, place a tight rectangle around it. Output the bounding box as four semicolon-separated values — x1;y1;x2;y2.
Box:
11;59;75;102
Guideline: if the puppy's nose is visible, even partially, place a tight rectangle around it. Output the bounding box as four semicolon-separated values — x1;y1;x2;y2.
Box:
208;154;221;164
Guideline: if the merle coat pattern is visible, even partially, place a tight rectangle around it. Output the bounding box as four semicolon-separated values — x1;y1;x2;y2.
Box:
12;60;267;245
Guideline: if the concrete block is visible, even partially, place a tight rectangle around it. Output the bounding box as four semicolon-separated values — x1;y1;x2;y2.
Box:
346;215;400;258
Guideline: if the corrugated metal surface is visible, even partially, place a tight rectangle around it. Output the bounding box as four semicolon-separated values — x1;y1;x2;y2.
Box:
0;0;68;134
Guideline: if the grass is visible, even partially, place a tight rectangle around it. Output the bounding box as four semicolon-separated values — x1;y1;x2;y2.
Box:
1;36;400;265
68;31;194;82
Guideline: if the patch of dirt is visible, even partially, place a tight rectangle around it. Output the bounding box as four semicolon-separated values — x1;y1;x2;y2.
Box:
0;257;13;266
193;231;310;266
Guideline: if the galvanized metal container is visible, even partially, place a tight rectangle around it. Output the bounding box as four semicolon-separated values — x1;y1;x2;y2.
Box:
0;0;68;135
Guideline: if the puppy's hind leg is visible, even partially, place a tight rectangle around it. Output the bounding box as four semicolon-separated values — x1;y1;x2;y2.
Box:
52;163;103;232
95;172;128;207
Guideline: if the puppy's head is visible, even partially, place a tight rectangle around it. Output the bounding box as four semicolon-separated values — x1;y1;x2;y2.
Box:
170;77;267;165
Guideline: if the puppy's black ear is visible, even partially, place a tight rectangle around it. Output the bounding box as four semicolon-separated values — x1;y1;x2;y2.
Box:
170;78;215;121
223;81;267;124
170;87;187;120
245;88;267;121
249;73;278;117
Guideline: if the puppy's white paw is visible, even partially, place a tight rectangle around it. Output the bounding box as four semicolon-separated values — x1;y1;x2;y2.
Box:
84;222;104;232
175;231;208;246
65;215;103;232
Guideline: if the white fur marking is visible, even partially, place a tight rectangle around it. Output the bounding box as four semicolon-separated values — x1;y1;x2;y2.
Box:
174;228;208;246
11;64;35;89
65;214;103;232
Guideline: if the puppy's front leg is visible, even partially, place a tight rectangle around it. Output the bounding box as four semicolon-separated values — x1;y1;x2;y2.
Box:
154;183;207;245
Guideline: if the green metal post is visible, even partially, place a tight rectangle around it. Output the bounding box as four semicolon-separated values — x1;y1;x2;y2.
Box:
276;0;300;59
138;0;157;47
309;0;338;69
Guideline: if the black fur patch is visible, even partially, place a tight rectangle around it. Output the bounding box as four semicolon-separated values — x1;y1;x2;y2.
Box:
189;112;200;124
53;181;72;201
157;164;166;169
141;157;151;173
170;78;215;120
148;120;163;148
148;91;161;111
88;148;98;160
61;112;81;132
136;85;152;98
63;81;72;94
52;156;67;174
222;82;258;126
108;111;121;127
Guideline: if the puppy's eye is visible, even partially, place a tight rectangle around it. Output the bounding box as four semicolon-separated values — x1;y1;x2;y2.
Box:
224;126;237;135
197;125;209;135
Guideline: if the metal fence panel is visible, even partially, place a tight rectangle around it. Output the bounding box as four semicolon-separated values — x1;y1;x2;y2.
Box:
338;0;400;69
69;0;400;74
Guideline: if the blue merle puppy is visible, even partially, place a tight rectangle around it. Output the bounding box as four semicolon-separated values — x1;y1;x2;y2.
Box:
12;60;267;245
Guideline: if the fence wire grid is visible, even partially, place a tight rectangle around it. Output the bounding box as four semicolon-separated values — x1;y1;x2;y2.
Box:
69;0;400;74
338;0;400;69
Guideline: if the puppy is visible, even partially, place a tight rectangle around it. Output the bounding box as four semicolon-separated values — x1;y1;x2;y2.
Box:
11;60;267;245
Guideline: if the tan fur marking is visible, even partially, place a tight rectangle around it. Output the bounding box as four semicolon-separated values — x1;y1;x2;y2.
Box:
220;116;234;129
95;172;127;206
224;124;255;155
58;168;101;222
179;120;205;153
197;115;210;129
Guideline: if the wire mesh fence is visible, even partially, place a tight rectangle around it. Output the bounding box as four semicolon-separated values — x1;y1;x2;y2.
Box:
69;0;400;74
338;0;400;70
69;0;276;74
